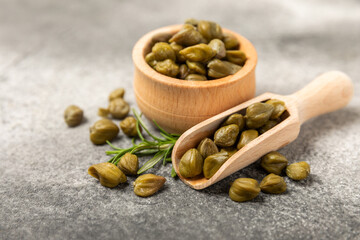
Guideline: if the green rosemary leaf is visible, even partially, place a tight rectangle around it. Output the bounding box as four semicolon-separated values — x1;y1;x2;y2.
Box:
165;157;172;162
137;151;165;174
133;109;164;142
160;132;176;141
171;166;177;178
162;146;172;166
106;140;122;150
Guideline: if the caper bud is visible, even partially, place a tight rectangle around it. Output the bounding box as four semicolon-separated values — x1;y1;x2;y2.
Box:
197;20;223;42
169;25;206;46
117;153;139;176
108;98;130;119
108;88;125;101
179;43;216;62
134;174;166;197
214;124;240;147
98;107;109;118
221;113;245;130
207;59;241;78
286;162;310;180
184;18;199;26
170;42;186;62
226;50;247;66
88;162;127;188
260;173;287;194
220;147;238;157
266;99;286;119
223;33;239;50
89;119;119;145
208;39;226;59
179;148;203;178
197;138;219;159
245;102;274;129
229;178;260;202
152;42;176;61
185;74;207;81
154;59;179;78
237;129;259;149
179;64;190;79
203;152;229;179
145;52;157;68
258;119;279;134
64;105;83;127
151;32;172;44
120;116;140;137
186;60;206;75
261;151;288;175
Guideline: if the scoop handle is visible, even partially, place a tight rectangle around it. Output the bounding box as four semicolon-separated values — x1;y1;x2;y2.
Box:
291;71;353;124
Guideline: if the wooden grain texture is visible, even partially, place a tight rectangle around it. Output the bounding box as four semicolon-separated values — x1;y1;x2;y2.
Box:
132;25;258;134
172;71;353;190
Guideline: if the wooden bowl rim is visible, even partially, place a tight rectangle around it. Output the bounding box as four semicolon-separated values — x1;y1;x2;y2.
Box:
132;24;258;89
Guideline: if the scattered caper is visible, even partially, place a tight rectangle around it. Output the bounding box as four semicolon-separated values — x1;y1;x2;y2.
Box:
88;162;127;188
64;105;83;127
117;153;139;176
120;116;140;137
134;174;166;197
108;98;130;119
229;178;260;202
98;107;109;118
214;124;240;147
197;138;219;159
261;151;288;175
286;162;310;180
203;152;229;179
260;173;287;194
89;119;119;145
179;148;203;178
237;130;258;149
108;88;125;101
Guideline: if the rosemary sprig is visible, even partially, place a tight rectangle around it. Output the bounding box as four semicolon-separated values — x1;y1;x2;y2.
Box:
107;109;178;177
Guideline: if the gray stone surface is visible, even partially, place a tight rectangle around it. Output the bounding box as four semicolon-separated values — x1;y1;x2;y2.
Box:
0;0;359;239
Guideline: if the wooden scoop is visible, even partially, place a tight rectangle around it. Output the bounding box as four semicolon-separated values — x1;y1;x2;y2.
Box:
171;71;353;190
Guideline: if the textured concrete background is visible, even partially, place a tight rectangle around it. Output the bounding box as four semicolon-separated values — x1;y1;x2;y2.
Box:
0;0;359;239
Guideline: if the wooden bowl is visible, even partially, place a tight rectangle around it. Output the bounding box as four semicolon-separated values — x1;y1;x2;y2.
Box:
132;25;258;134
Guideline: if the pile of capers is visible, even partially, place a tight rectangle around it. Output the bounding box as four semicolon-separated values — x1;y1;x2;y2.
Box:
178;99;310;202
145;18;246;81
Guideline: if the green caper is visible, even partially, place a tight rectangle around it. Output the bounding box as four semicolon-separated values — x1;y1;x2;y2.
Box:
266;99;286;119
197;138;219;159
117;152;139;176
286;162;310;180
88;162;127;188
152;42;176;61
203;152;229;179
226;50;247;66
145;52;157;68
208;39;226;59
108;88;125;101
186;60;206;75
197;20;223;42
64;105;83;127
237;129;258;149
207;59;241;78
169;24;206;46
151;32;172;44
179;43;216;62
223;33;239;50
220;147;238;157
258;119;279;134
89;119;119;145
170;42;186;62
221;113;245;130
154;59;179;78
120;116;140;137
261;151;288;175
179;64;190;79
134;174;166;197
179;148;204;178
108;98;130;119
229;178;260;202
245;102;274;129
260;173;287;194
184;18;199;26
185;74;207;81
214;124;240;147
98;107;109;118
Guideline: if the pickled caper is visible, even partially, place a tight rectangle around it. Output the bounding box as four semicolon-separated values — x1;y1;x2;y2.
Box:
223;33;239;50
134;174;166;197
261;151;288;175
154;59;179;78
108;98;130;119
152;42;176;61
179;64;190;79
245;102;274;129
229;178;260;202
214;124;240;147
108;88;125;101
197;20;223;42
220;147;238;157
179;148;204;178
179;44;216;62
89;119;119;145
145;52;157;68
64;105;83;127
203;152;229;179
88;162;127;188
258;119;279;134
221;113;245;130
286;162;310;180
207;59;241;78
208;39;226;59
169;24;206;46
260;173;287;194
186;60;206;75
117;153;139;176
120;116;140;137
266;99;286;119
197;138;219;159
226;50;247;66
151;32;172;44
170;42;186;62
237;130;258;149
185;74;207;81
